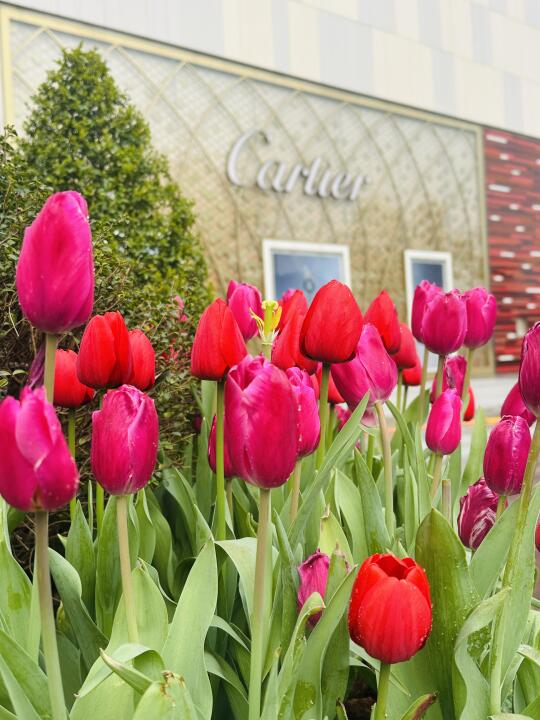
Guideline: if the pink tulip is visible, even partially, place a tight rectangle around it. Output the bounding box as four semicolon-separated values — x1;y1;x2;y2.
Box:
331;324;397;409
421;290;467;356
0;387;78;511
286;367;320;457
483;415;531;496
224;355;297;488
91;385;158;495
501;382;535;426
411;281;440;343
297;550;330;625
429;354;466;402
519;323;540;417
226;280;263;340
458;478;500;550
16;191;94;333
463;288;497;349
425;389;462;455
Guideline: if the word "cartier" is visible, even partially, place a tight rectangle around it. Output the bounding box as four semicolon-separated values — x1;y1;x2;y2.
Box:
227;129;368;201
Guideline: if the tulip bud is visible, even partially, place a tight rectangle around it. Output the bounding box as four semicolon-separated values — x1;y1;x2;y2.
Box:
348;553;432;664
279;289;308;328
411;280;440;343
392;323;417;370
364;290;401;354
272;313;317;374
421;290;467;356
16;191;94;334
286;368;320;457
224;355;298;488
501;382;536;427
463;287;497;349
316;364;344;404
91;385;158;494
127;329;155;391
54;349;94;408
226;280;263;341
300;280;363;363
457;478;499;550
77;311;133;389
402;355;422;386
519;323;540;417
190;298;247;381
425;389;462;455
331;324;397;409
297;550;330;625
483;415;531;496
0;387;79;511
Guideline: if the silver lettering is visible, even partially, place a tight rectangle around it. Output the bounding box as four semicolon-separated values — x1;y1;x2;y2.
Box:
284;163;305;193
349;174;368;201
331;172;354;200
227;129;269;187
303;158;322;195
318;169;333;198
256;160;279;190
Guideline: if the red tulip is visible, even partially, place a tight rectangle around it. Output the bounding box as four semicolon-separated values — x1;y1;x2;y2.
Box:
279;289;308;328
464;387;475;421
462;287;497;349
315;364;344;404
300;280;363;363
411;281;440;343
272;313;317;374
0;387;79;511
127;329;155;391
364;290;401;354
425;389;462;455
77;311;133;389
458;478;500;550
331;324;397;409
483;415;531;496
421;290;467;356
286;367;320;457
91;385;158;494
402;355;422;386
519;323;540;418
348;553;432;664
226;280;263;341
54;349;94;408
16;191;94;334
392;323;417;370
501;382;535;426
190;299;247;381
297;550;330;625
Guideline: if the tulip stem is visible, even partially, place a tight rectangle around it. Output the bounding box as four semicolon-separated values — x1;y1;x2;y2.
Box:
460;347;473;421
68;409;76;522
249;488;271;720
35;511;67;720
116;495;138;644
215;380;226;541
289;461;302;524
402;385;409;414
374;662;391;720
96;484;104;535
316;364;330;469
496;495;506;520
489;420;540;713
396;370;403;412
366;433;374;474
375;401;394;537
441;478;452;523
417;346;429;425
435;355;444;399
430;453;443;501
43;333;58;403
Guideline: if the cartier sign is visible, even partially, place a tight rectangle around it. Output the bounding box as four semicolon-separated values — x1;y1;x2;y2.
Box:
226;129;368;201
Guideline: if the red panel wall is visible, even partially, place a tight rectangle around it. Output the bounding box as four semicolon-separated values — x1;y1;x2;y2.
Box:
485;129;540;373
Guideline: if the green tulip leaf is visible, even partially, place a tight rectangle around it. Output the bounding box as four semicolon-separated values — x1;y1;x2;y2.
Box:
461;407;487;492
333;468;369;563
274;511;300;658
0;651;41;720
134;490;156;564
66;500;96;617
0;539;32;651
0;628;51;719
400;692;438;719
132;673;202;720
205;650;248;720
99;648;153;695
355;452;391;554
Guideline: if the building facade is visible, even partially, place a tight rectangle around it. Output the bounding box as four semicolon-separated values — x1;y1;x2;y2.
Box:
1;1;540;374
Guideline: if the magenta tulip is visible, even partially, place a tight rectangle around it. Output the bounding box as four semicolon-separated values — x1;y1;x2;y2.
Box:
483;415;531;496
458;478;500;550
331;324;397;409
16;191;94;333
0;387;78;511
91;385;158;495
227;280;263;340
501;382;536;427
297;550;330;625
463;287;497;349
286;367;320;457
421;290;467;356
411;280;440;343
429;354;466;402
425;389;462;455
224;355;298;488
519;323;540;417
